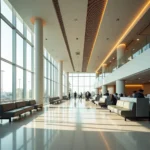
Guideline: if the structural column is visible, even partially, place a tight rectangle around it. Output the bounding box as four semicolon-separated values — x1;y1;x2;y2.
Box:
116;80;125;94
66;72;69;97
95;72;99;94
102;64;107;77
34;18;44;104
102;85;107;95
117;44;126;67
59;61;63;99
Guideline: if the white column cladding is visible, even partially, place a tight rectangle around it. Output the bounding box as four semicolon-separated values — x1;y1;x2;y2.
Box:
96;73;99;94
117;44;126;67
59;61;63;99
116;80;125;94
34;18;43;104
102;85;107;95
67;72;69;97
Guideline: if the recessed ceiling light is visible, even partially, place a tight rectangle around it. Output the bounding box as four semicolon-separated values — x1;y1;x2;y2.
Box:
76;38;79;40
116;18;120;21
133;49;135;51
113;57;115;59
74;18;78;21
137;39;140;41
138;78;141;80
45;38;48;40
106;38;109;40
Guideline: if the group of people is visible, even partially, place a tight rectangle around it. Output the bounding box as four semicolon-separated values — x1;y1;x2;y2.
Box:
132;89;145;98
68;91;91;100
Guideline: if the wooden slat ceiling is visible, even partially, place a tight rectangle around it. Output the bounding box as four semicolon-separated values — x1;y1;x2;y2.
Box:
82;0;107;72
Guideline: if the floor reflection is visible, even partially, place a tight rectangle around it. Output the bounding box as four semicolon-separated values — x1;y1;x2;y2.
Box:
0;99;150;150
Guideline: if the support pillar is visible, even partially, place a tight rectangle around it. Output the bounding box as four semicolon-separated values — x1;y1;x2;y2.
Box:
59;61;63;99
34;18;44;104
67;72;69;97
116;80;125;94
102;85;107;95
117;44;126;67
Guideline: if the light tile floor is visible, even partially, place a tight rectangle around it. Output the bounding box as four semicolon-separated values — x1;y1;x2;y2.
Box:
0;99;150;150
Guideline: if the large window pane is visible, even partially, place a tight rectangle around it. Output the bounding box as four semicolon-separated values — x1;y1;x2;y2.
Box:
84;77;90;86
27;44;32;70
27;28;32;42
16;14;23;34
44;59;47;77
69;73;96;97
1;0;12;23
1;20;12;62
27;72;32;99
79;77;84;86
73;77;78;86
1;61;12;101
16;34;23;66
16;67;23;99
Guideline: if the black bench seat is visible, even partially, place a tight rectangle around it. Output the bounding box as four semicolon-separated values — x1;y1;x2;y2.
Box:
49;97;62;104
27;100;43;110
0;101;34;122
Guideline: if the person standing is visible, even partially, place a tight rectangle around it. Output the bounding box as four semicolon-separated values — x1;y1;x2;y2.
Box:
68;92;71;99
135;89;144;98
132;91;137;98
80;92;82;99
74;91;77;99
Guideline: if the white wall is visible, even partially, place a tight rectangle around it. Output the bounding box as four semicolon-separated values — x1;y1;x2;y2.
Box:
96;49;150;87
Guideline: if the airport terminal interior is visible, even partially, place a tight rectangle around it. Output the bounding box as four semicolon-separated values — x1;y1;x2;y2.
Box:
1;0;150;149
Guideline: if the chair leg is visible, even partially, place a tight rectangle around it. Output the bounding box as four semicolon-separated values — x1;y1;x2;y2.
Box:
9;118;11;123
30;110;32;114
125;117;127;121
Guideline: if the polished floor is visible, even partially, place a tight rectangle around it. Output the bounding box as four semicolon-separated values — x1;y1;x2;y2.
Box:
0;99;150;150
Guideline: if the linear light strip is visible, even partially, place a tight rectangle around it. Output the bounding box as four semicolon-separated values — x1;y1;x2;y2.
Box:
96;1;150;73
125;85;143;87
86;0;108;71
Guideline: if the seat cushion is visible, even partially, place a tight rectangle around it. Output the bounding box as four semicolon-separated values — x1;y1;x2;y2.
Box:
116;100;124;107
23;106;34;112
29;100;36;106
100;98;106;103
2;107;25;117
34;104;43;109
15;101;26;108
0;103;16;114
123;101;134;110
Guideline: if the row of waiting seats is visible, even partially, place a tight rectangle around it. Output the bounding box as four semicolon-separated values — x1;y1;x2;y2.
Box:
49;96;69;104
90;95;150;121
108;100;136;121
0;100;43;123
90;95;112;107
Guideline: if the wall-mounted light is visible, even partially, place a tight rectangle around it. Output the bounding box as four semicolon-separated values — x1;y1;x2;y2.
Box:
125;84;143;88
137;38;140;41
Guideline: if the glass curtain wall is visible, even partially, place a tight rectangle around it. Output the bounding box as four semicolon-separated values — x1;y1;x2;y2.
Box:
63;72;67;96
0;0;34;103
43;49;58;104
69;73;96;98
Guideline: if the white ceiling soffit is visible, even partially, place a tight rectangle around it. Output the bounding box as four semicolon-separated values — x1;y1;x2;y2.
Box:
8;0;76;72
58;0;88;72
87;0;149;72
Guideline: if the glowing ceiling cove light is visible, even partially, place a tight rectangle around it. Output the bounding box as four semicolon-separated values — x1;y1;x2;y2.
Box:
95;1;150;73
